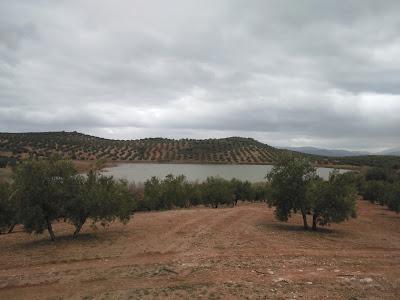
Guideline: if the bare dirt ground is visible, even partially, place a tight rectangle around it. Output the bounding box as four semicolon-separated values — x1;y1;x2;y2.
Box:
1;201;400;300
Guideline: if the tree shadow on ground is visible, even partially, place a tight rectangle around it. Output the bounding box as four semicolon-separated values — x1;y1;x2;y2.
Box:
14;229;128;249
260;222;349;238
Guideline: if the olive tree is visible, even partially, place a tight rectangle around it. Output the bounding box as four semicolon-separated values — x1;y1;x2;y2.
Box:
160;174;188;209
15;160;77;241
383;181;400;213
359;180;388;204
143;176;163;210
201;177;234;208
252;182;271;202
230;178;253;205
267;155;317;230
64;170;134;239
307;172;357;230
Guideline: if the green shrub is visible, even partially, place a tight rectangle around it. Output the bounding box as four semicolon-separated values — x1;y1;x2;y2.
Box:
201;177;234;208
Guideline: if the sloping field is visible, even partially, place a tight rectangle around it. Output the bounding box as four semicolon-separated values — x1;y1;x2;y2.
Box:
0;201;399;299
0;131;283;164
2;131;400;168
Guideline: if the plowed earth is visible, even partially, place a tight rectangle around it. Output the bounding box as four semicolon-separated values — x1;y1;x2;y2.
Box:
1;201;399;299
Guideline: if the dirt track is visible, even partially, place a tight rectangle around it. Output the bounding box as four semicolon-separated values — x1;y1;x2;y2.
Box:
1;201;400;299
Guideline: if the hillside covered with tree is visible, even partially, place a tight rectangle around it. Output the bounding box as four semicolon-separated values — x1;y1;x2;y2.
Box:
0;131;399;169
0;131;284;165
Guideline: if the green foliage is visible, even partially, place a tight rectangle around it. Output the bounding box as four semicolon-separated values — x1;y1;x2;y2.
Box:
267;155;317;228
0;182;17;233
384;181;400;213
359;180;388;204
64;170;134;238
14;160;77;240
356;166;400;214
139;175;266;211
230;178;253;204
161;174;190;209
365;167;391;182
201;177;234;208
183;182;203;206
13;159;134;240
307;172;357;230
142;176;163;210
142;175;194;210
267;155;358;230
252;182;271;202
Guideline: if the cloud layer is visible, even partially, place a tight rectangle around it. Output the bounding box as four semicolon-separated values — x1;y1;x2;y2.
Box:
1;0;399;151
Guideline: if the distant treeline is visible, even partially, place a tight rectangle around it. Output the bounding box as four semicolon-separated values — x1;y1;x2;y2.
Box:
327;155;400;169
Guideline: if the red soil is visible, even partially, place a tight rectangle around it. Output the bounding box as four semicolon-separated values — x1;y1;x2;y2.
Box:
0;201;399;299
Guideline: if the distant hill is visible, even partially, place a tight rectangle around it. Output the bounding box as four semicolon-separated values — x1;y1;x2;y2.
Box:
284;146;370;157
0;131;399;168
0;131;285;165
376;148;400;156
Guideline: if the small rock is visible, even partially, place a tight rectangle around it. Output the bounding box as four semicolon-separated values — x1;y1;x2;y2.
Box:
317;268;324;271
306;281;313;285
343;277;356;282
334;269;340;273
360;278;373;283
267;270;274;275
273;277;291;284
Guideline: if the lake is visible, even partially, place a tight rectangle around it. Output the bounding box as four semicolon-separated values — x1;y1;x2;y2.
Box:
103;163;347;183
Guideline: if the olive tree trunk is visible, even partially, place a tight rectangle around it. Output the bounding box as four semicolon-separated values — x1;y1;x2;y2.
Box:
301;210;308;230
46;218;56;241
72;217;87;239
312;214;318;231
7;223;16;234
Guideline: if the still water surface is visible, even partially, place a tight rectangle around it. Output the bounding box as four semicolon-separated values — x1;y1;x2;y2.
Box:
103;163;347;183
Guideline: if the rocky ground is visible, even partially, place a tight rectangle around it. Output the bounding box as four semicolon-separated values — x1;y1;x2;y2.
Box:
0;201;399;299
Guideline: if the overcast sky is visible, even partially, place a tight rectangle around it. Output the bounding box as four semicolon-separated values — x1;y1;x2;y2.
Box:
1;1;399;151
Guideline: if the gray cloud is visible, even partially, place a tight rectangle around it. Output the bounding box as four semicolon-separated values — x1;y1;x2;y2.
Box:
0;0;399;152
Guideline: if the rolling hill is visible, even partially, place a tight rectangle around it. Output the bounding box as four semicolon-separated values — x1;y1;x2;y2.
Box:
0;131;399;169
284;146;369;157
0;131;285;165
377;148;400;156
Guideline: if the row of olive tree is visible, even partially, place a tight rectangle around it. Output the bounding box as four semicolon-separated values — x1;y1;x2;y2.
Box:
132;175;270;211
357;167;400;213
267;155;358;230
0;160;134;240
1;156;366;237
